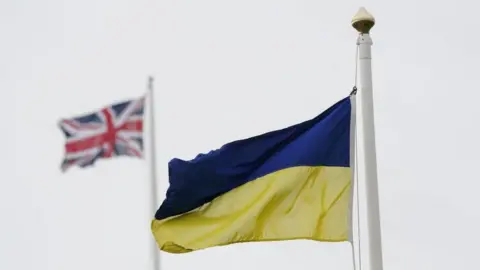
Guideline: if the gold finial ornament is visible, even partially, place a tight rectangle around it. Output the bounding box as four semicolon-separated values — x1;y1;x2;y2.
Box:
351;7;375;34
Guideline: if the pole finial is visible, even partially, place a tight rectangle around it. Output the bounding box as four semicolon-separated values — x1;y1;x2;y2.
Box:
148;76;154;90
351;7;375;34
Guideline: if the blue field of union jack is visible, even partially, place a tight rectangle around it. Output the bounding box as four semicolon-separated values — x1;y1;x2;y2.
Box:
58;96;145;172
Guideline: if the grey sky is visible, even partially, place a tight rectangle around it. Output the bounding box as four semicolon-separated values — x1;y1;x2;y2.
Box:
3;0;479;269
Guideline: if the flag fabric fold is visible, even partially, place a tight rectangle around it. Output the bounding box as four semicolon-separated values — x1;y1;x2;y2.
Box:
152;95;355;253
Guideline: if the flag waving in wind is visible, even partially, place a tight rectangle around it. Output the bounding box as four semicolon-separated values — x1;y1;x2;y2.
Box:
58;97;145;172
151;95;355;253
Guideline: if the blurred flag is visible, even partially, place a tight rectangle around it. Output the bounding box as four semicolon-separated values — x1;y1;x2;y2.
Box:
58;96;145;172
151;95;355;253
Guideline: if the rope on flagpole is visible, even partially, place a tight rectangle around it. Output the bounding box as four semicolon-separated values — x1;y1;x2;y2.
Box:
353;124;363;270
354;43;359;88
350;40;363;270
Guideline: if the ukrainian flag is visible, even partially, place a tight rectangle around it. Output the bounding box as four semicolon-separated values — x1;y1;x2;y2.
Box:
152;95;355;253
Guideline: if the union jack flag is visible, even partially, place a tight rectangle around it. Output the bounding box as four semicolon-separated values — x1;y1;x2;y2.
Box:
59;96;145;172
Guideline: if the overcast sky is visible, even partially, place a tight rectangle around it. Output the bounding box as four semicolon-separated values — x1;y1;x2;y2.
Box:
3;0;480;269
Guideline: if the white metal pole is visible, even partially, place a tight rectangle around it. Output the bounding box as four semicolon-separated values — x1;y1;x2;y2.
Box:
148;76;161;270
351;7;384;270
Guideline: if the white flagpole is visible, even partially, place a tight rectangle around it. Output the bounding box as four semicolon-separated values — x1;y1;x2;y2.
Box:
351;7;384;270
147;76;161;270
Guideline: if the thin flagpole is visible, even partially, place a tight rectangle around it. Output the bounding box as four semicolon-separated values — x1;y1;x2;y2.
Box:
147;76;161;270
351;7;384;270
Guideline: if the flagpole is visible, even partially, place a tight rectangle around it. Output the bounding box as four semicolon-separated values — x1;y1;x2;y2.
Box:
147;76;161;270
351;7;384;270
